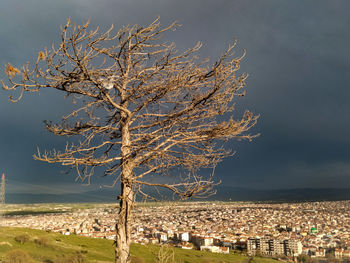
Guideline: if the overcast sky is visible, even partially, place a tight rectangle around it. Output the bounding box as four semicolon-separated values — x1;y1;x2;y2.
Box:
1;0;350;199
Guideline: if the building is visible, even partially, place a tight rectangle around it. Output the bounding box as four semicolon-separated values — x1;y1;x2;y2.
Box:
247;237;302;257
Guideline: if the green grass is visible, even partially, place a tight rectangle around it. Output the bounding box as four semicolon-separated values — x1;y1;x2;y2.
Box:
130;243;280;263
0;227;114;262
0;227;280;263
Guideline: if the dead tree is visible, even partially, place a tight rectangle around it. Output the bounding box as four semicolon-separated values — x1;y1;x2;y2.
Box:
2;18;258;263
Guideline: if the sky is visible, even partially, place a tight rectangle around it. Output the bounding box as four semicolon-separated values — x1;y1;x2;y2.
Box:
0;0;350;201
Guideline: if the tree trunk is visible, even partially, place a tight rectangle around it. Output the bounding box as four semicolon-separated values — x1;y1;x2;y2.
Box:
115;95;133;263
115;180;133;263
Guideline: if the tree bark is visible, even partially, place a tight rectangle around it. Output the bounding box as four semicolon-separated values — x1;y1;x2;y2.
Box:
115;92;133;263
115;180;133;263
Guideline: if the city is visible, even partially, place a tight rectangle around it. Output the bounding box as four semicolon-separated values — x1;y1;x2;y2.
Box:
1;201;349;261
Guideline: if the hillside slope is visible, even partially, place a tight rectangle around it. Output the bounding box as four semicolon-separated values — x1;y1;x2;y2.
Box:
0;227;279;263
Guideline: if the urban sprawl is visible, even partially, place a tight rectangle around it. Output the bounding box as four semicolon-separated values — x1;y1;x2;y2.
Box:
1;201;350;260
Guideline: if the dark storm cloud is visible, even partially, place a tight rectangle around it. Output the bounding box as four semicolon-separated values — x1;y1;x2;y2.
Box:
1;0;350;199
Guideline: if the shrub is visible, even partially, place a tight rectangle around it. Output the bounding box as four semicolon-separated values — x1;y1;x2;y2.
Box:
53;252;85;263
131;256;145;263
14;234;30;244
34;236;49;247
4;249;33;263
156;245;175;263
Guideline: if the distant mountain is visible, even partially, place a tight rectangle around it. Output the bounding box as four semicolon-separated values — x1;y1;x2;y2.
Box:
5;187;350;204
211;186;350;202
6;188;117;204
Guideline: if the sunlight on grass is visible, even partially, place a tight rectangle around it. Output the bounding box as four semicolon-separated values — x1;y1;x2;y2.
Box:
0;227;279;263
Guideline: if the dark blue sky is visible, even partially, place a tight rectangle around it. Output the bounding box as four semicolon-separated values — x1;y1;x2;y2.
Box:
1;0;350;199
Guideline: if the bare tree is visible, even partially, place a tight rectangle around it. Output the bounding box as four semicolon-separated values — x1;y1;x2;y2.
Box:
156;245;175;263
2;18;258;263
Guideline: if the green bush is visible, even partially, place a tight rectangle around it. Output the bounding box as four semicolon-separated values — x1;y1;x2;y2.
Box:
4;249;34;263
14;234;30;244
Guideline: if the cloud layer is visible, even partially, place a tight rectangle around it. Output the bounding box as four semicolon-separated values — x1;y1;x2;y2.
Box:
1;0;350;199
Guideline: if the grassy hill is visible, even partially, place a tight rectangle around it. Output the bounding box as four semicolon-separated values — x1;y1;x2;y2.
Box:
0;227;280;263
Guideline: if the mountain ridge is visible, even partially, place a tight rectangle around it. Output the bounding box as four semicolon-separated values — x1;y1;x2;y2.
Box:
5;187;350;203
